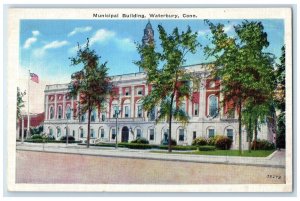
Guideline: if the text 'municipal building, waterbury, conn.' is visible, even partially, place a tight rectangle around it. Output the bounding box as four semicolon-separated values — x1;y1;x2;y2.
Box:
43;21;275;149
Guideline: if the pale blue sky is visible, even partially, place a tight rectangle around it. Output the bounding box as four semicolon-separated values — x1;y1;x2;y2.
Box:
19;19;284;84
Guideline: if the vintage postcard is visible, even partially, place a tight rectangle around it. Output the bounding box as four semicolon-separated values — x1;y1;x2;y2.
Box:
6;7;292;192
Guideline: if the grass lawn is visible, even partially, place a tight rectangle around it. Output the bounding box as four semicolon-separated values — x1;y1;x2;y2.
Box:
151;149;275;157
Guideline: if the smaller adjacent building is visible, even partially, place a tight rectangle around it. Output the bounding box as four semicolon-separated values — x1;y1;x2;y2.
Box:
17;112;45;139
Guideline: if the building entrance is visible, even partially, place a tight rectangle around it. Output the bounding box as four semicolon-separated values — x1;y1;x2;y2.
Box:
121;126;129;142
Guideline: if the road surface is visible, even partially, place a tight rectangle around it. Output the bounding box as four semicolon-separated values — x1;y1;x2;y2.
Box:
16;150;285;184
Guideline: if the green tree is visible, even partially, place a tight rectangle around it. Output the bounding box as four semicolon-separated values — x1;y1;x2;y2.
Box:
275;46;285;149
69;39;113;148
204;20;275;154
135;25;199;152
17;87;26;120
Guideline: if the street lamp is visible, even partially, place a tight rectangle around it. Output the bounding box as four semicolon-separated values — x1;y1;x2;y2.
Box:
115;107;121;149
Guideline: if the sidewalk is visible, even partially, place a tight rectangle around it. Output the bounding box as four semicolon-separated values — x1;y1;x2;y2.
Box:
16;142;286;168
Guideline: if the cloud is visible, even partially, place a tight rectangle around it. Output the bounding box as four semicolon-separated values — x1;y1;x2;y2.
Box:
89;29;116;46
198;29;211;37
224;24;234;33
32;30;40;36
68;26;92;37
23;37;37;49
114;37;135;51
43;40;69;50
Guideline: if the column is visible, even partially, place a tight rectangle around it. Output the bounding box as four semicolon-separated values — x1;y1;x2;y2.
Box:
71;97;74;121
62;94;65;119
54;94;57;119
130;86;134;118
45;94;48;120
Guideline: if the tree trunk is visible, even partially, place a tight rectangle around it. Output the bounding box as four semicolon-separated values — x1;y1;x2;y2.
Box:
168;93;175;153
238;99;242;155
87;109;91;148
248;113;252;153
253;119;258;150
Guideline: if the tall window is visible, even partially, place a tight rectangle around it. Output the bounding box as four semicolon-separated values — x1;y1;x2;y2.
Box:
49;128;53;136
81;113;86;122
179;129;185;141
149;108;155;121
50;107;54;119
125;88;130;96
113;106;119;118
58;106;62;119
91;109;96;122
112;128;116;140
208;129;215;138
124;106;130;118
193;103;199;116
136;129;142;138
72;130;75;137
193;131;196;140
57;127;61;137
66;106;71;120
227;129;233;140
80;129;84;138
101;113;106;121
149;129;155;140
137;105;143;118
209;95;218;117
100;128;105;138
91;129;94;138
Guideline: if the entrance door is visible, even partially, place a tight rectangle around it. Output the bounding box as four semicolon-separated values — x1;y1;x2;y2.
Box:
121;126;129;142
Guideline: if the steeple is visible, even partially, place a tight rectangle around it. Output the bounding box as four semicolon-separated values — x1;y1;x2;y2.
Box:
142;20;154;46
140;20;154;72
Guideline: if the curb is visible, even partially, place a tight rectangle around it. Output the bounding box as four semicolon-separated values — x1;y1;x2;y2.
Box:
16;146;285;168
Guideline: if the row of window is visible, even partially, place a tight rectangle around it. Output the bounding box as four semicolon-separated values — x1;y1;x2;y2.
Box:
48;94;221;120
48;127;235;142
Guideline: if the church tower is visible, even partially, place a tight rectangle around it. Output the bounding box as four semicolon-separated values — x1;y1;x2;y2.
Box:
139;20;154;72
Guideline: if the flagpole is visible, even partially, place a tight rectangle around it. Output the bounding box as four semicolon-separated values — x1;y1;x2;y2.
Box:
27;69;30;139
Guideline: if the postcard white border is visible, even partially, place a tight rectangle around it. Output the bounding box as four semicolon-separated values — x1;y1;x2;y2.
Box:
6;7;293;192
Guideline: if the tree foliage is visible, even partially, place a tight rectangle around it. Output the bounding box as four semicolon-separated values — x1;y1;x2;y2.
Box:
69;39;113;148
275;46;286;149
204;20;275;153
135;25;199;152
17;87;26;120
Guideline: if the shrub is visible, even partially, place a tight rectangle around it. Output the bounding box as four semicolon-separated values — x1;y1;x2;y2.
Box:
198;145;216;151
207;137;216;146
158;145;197;150
214;135;232;150
47;135;55;141
252;139;275;150
161;139;177;146
192;137;207;146
126;143;153;149
60;135;75;142
31;134;43;140
131;137;149;144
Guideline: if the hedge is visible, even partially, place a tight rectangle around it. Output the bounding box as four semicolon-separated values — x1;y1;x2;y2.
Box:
24;139;80;143
192;137;207;146
126;143;154;149
130;137;149;144
198;145;216;151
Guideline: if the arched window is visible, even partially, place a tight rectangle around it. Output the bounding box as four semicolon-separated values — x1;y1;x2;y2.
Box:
81;113;86;122
80;128;84;138
209;95;218;117
58;106;62;119
49;106;54;119
207;127;215;138
91;109;96;122
178;128;185;142
136;100;143;118
136;128;142;138
66;106;71;120
49;128;53;136
91;128;95;138
57;127;61;138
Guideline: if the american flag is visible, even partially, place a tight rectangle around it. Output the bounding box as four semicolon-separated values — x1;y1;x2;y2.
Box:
30;73;39;83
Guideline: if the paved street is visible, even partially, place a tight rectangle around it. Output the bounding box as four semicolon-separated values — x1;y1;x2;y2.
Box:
16;150;285;184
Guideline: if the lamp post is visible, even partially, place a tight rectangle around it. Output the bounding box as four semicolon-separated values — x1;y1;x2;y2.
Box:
115;107;121;149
